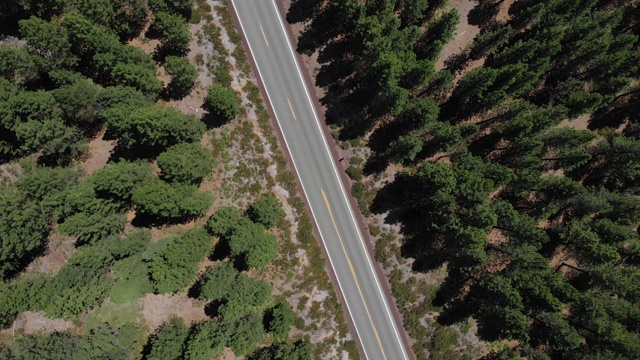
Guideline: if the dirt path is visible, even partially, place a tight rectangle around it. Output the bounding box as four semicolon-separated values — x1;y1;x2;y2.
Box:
435;0;480;71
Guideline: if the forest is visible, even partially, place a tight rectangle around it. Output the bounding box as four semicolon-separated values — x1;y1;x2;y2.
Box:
291;0;640;358
0;0;345;359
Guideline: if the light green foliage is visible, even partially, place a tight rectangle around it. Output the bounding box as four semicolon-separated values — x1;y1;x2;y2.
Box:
106;105;205;151
146;317;190;360
183;321;226;360
229;220;278;269
106;229;151;260
164;55;197;99
44;246;114;318
151;11;192;56
145;228;213;294
247;194;285;228
157;142;215;185
203;83;239;122
109;254;153;303
266;301;295;339
132;179;212;220
206;206;242;237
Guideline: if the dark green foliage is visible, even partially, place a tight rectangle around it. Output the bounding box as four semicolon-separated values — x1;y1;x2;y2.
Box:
111;62;163;98
106;105;205;152
8;332;79;360
247;194;286;228
199;262;272;320
106;229;151;260
151;12;192;56
0;188;50;279
89;160;154;204
19;16;77;71
206;206;242;237
74;322;145;359
266;301;295;339
59;210;126;246
149;0;194;19
52;79;100;126
157;142;215;185
65;0;149;40
249;340;313;360
164;55;197;99
145;228;213;294
146;317;190;360
203;83;239;122
96;86;151;109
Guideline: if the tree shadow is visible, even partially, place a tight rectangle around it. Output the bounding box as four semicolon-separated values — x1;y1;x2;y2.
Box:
201;111;230;129
210;238;231;261
467;0;504;28
204;300;223;318
286;0;322;25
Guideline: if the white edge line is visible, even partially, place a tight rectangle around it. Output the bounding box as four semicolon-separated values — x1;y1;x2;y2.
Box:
228;1;371;359
267;1;411;359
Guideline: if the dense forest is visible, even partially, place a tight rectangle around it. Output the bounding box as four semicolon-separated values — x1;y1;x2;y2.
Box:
293;0;640;358
0;0;328;359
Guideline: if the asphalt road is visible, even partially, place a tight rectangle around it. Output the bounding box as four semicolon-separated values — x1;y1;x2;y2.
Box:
229;1;411;359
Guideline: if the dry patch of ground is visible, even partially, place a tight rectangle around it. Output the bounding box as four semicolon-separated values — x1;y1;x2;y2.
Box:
435;0;481;71
76;130;115;176
139;293;208;331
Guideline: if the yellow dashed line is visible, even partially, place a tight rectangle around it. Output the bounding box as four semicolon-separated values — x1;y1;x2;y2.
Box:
260;24;269;47
287;97;297;120
321;188;388;360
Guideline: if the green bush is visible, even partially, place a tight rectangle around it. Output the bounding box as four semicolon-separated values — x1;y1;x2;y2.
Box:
203;83;239;122
157;142;215;185
345;165;363;181
145;228;213;294
247;194;285;228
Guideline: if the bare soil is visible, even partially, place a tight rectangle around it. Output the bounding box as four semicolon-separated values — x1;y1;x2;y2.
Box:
76;129;115;176
435;0;481;71
139;293;209;331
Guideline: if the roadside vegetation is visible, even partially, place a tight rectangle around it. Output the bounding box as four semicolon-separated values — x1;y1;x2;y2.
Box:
0;0;354;358
291;0;640;358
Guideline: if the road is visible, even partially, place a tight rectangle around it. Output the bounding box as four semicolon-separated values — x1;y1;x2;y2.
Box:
229;1;411;359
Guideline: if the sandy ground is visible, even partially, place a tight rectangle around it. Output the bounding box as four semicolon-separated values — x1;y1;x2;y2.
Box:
435;0;481;71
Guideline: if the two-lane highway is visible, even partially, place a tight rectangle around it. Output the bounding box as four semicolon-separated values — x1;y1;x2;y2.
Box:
230;1;411;359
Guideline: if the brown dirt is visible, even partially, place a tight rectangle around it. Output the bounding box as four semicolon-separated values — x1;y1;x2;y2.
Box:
76;130;116;176
557;114;590;131
0;312;74;337
26;232;76;276
435;0;481;71
496;0;515;23
139;293;209;331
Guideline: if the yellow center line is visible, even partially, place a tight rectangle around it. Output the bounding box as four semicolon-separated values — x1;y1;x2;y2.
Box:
260;24;269;47
321;188;388;360
287;97;297;120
